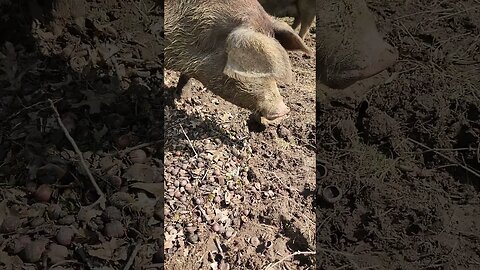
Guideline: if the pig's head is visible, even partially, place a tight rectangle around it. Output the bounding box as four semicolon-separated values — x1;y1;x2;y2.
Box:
317;0;398;89
218;20;312;120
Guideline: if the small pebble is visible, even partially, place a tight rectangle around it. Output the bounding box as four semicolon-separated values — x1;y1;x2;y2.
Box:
225;228;234;238
217;176;225;185
250;237;260;246
212;223;221;232
185;184;193;193
194;198;204;205
187;234;199;243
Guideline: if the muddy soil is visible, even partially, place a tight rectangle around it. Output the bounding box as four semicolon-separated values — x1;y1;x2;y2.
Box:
1;0;164;269
163;18;316;270
317;0;480;269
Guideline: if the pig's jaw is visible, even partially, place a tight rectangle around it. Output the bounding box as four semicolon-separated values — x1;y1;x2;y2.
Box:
202;77;290;121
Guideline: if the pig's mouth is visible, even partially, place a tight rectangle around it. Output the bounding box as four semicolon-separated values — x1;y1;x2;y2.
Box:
331;67;385;88
324;53;398;89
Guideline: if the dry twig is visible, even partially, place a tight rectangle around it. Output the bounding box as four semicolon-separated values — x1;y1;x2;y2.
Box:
123;240;143;270
180;124;198;157
264;251;315;270
48;99;106;209
408;138;480;178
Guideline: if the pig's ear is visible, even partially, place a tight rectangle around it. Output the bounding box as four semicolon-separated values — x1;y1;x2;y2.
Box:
224;27;293;84
272;20;313;56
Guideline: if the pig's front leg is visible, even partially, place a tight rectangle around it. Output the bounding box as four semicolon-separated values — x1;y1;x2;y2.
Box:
176;73;193;100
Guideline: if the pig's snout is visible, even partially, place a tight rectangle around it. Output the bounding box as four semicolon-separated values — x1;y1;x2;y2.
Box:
335;44;398;88
262;100;290;120
320;37;398;89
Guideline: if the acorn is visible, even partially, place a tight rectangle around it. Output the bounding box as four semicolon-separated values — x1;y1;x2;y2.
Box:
56;227;74;246
104;220;124;238
34;184;52;202
117;134;131;148
129;149;147;163
103;206;122;221
1;215;22;233
108;175;122;189
48;204;66;220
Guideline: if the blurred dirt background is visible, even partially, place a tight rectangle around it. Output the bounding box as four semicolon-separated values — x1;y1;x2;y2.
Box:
317;0;480;269
1;0;164;269
163;18;316;270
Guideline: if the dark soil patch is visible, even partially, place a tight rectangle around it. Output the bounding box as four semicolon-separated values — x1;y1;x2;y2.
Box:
1;0;164;269
317;1;480;269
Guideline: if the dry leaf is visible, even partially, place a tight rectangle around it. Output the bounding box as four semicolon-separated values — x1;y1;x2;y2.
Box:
78;208;102;223
71;90;117;114
129;182;163;198
131;192;156;214
87;238;127;261
123;164;154;182
94;125;108;142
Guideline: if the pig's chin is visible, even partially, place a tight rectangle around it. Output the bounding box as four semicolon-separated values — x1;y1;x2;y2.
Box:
322;54;397;89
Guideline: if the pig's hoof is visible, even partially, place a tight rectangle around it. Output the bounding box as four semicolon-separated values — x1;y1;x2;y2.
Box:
263;103;291;121
176;81;193;101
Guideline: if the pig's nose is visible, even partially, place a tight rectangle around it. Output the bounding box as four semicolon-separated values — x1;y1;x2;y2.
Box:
264;101;290;120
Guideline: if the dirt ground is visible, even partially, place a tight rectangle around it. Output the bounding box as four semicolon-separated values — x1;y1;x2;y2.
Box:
1;0;479;269
1;0;164;269
317;0;480;269
163;18;316;270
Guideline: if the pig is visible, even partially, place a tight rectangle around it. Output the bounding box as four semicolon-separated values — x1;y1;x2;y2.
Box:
165;0;312;122
257;0;316;40
316;0;398;89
